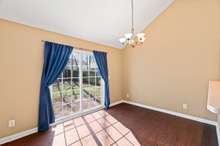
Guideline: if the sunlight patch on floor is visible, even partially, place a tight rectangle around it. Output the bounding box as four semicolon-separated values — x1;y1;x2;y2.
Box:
51;110;141;146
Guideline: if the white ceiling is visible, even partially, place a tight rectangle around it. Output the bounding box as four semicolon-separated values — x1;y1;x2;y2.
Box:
0;0;174;49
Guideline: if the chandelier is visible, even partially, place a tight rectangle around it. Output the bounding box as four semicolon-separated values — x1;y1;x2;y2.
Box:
119;0;146;48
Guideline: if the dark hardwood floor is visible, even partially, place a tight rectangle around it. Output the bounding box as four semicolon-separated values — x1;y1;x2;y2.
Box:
108;103;218;146
2;103;218;146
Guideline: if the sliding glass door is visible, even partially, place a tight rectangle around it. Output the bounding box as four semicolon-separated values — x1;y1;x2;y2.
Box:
50;50;103;119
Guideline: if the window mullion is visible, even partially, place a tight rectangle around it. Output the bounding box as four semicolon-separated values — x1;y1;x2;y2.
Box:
50;86;53;104
70;53;73;111
95;65;97;102
79;53;83;112
61;73;64;116
88;55;90;102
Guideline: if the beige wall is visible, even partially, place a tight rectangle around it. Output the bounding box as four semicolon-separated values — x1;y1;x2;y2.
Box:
0;19;123;137
1;0;220;138
123;0;220;121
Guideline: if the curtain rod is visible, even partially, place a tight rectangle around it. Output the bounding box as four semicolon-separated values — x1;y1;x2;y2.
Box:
41;40;105;53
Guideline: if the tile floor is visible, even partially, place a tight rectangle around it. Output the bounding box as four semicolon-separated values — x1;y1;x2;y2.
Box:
51;110;141;146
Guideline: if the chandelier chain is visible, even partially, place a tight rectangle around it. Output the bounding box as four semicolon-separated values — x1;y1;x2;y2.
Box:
131;0;134;34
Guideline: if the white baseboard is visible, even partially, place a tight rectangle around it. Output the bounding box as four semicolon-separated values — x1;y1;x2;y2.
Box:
1;100;219;145
110;100;124;107
122;100;217;126
216;123;220;146
0;128;38;145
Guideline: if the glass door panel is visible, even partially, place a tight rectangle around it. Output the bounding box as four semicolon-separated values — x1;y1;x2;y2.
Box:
51;50;103;120
82;53;100;111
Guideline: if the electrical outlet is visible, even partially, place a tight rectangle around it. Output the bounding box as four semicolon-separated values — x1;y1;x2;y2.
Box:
8;120;16;128
126;93;130;98
182;104;188;110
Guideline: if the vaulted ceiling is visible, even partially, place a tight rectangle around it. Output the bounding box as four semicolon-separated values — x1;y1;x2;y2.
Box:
0;0;174;49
